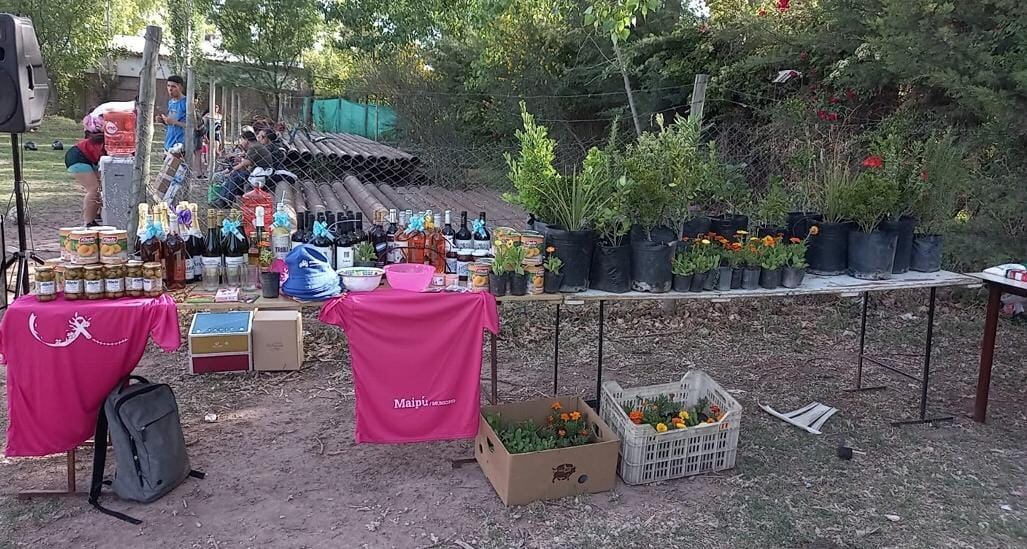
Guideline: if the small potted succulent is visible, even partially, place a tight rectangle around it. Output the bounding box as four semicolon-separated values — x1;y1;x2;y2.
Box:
353;242;377;268
489;242;513;296
758;235;788;289
543;247;564;293
781;236;808;289
671;252;694;292
508;244;529;296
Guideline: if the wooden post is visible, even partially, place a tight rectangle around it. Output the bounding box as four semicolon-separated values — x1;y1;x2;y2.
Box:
184;67;196;182
129;25;162;251
208;76;216;179
689;74;710;123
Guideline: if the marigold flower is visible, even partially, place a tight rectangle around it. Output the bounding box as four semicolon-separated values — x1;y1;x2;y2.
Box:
789;237;801;244
569;411;582;421
671;416;683;425
656;422;669;433
550;402;562;411
560;413;570;421
809;225;820;236
701;239;711;245
862;155;884;169
628;410;644;424
546;246;556;253
677;423;687;429
679;410;689;420
730;242;742;251
762;235;776;247
558;429;567;437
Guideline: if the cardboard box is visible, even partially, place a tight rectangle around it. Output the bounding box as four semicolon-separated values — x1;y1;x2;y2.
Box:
151;153;183;202
252;310;304;371
475;396;620;506
188;311;253;374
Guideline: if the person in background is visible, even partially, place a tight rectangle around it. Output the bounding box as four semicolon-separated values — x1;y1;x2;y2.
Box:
160;75;187;151
192;101;208;177
65;115;107;226
210;130;274;207
257;129;286;171
205;104;224;154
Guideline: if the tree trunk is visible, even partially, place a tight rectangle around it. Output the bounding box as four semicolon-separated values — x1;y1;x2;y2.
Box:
612;39;642;137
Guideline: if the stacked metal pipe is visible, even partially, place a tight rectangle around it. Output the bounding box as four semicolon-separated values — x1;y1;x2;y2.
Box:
285;130;419;184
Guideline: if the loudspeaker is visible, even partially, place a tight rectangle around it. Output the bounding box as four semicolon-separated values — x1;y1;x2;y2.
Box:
0;13;49;133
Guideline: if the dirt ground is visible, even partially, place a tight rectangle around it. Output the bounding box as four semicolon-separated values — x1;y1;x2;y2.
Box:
1;122;1025;548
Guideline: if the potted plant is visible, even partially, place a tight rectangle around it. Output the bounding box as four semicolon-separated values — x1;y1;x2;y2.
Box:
740;235;762;290
758;235;787;289
714;235;734;291
689;239;721;292
503;102;558;233
837;164;902;280
543;248;564;293
807;154;854;275
489;243;513;296
353;242;376;268
591;176;633;293
752;178;790;237
671;252;694;292
907;132;965;272
508;244;529;296
781;236;808;288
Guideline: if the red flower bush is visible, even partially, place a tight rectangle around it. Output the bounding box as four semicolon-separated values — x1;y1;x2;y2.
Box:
863;155;884;169
777;0;790;11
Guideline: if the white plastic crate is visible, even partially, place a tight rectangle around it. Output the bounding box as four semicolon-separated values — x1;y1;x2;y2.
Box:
600;370;742;485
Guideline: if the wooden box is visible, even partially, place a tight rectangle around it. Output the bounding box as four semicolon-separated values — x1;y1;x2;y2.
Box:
188;311;253;374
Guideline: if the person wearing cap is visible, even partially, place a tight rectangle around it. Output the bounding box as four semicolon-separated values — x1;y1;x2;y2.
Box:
160;75;188;151
64;115;107;226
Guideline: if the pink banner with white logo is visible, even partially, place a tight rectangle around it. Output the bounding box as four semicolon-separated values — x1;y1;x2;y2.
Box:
2;294;180;457
320;289;499;444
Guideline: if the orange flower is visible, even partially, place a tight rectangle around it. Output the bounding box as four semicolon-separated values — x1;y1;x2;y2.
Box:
671;417;684;425
628;410;644;424
730;242;742;251
569;411;582;421
558;429;567;437
546;246;556;253
550;402;562;411
762;235;776;247
789;237;801;244
560;413;570;421
809;225;820;236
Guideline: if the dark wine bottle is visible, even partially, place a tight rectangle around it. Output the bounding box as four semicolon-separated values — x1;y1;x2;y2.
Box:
472;211;491;252
309;210;333;261
369;210;388;267
454;210;473;250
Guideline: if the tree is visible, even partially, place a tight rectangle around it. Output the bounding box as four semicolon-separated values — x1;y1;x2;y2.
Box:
212;0;322;115
0;0;109;114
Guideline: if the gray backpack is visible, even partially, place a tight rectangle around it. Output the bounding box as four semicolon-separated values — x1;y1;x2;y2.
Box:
89;376;203;523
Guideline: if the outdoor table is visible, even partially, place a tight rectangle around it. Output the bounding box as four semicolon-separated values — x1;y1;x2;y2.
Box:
968;272;1027;423
1;294;180;495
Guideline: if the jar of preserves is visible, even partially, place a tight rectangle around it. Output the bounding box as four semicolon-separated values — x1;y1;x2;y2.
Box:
99;229;129;264
104;263;126;298
470;262;491;292
35;266;57;301
142;262;164;297
456;248;474;283
64;265;84;300
84;265;105;300
69;229;100;265
125;260;144;297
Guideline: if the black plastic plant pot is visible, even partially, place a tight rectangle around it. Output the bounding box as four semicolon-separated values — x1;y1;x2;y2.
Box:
911;234;943;273
546;227;594;292
760;268;782;289
807;222;850;276
689;271;707;292
756;226;786;238
543;271;564;293
781;266;805;289
880;215;917;274
847;230;898;280
710;214;749;239
702;269;718;290
680;216;711;240
488;271;509;296
589;243;632;293
741;267;761;290
672;274;692;292
786;211;823;240
630;239;674;293
716;266;733;291
731;267;743;289
509;272;528;296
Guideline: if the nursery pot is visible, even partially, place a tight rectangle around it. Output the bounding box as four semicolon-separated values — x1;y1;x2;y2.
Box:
731;267;743;289
911;234;943;273
589;242;632;293
807;222;850;276
509;272;528;296
716;266;733;291
760;268;782;289
260;271;281;298
672;274;693;292
680;216;711;239
741;267;761;290
546;227;594;292
847;230;898;280
781;266;805;289
630;238;674;293
702;268;719;291
543;271;564;293
710;214;749;239
689;271;708;292
488;271;509;296
880;215;917;274
756;226;786;238
786;211;823;240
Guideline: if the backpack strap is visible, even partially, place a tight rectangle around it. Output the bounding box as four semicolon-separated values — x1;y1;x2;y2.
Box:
88;408;142;525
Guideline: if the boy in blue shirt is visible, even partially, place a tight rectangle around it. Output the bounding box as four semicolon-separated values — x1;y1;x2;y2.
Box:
160;75;187;151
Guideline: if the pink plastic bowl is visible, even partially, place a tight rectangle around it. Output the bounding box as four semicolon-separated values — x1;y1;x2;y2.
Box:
384;263;435;292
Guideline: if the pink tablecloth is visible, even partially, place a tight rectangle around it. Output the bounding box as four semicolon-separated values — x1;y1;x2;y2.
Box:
320;289;499;444
2;294;180;457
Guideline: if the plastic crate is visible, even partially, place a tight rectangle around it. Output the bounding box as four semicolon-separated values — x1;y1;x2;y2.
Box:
600;371;742;485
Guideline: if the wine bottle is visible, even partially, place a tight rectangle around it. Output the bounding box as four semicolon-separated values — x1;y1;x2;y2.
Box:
222;209;249;283
369;210;388;267
251;205;269;269
202;209;222;285
140;212;165;266
385;209;400;264
392;210;409;264
443;210;456;274
309;210;333;261
472;211;491;252
325;210;338;267
291;210;307;250
164;208;188;290
336;213;354;270
454;210;473;250
353;211;366;243
187;203;204;282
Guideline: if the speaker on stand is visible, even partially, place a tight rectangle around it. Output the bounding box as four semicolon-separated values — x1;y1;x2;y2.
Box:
0;13;50;308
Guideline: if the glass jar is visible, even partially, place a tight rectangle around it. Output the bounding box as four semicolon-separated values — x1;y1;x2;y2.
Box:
84;265;105;300
142;262;164;297
125;261;144;297
104;263;126;298
64;265;84;300
35;266;57;301
456;248;474;283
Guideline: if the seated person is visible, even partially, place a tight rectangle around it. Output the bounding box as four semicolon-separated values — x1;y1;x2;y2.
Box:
209;130;274;207
259;129;298;190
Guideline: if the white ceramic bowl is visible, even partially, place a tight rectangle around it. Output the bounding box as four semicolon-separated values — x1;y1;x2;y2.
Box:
338;267;384;292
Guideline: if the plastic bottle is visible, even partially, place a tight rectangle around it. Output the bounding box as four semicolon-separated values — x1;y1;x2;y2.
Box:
241;181;274;237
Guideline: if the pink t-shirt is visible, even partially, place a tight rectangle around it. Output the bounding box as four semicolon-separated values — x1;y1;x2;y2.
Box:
319;289;499;443
2;294;180;457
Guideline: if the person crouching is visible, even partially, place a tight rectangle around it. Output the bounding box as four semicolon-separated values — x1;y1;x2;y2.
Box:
65;115;106;226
